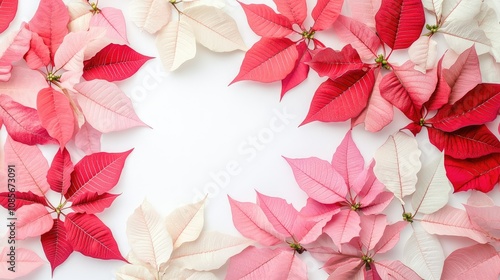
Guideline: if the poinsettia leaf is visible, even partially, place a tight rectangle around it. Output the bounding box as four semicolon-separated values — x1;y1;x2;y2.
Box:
67;1;92;32
421;0;442;19
280;41;310;97
65;149;132;202
285;157;348;204
308;45;365;79
25;32;51;69
165;199;205;249
408;36;438;73
0;247;44;279
226;246;306;280
41;219;73;273
359;214;387;252
477;3;500;62
75;122;102;155
464;204;500;240
375;0;425;50
155;18;196;71
332;130;365;190
255;192;297;237
467;191;494;207
89;7;128;44
228;196;283;246
302;68;376;125
323;209;361;248
162;265;218;280
311;0;344;31
0;94;55;145
332;15;381;60
441;0;482;25
0;66;48;108
420;205;489;243
274;0;307;26
0;23;31;65
65;212;125;261
348;0;380;29
374;132;421;204
427;125;500;159
47;148;74;195
74;79;148;133
443;46;482;103
231;37;298;83
441;244;500;280
380;61;437;121
375;260;423;280
129;0;171;34
445;153;500;192
425;54;450;110
373;221;407;254
323;254;363;278
0;0;17;33
182;6;246;52
28;0;69;63
429;84;500;132
0;191;47;210
5;136;50;196
440;20;491;52
239;2;294;38
54;29;106;73
126;199;173;269
83;43;152;82
115;264;156;280
16;203;53;239
71;192;119;214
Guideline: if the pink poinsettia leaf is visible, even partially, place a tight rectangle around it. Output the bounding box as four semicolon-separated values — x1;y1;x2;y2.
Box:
71;192;120;214
364;264;382;280
298;198;340;222
360;192;394;215
441;244;500;280
28;0;69;63
83;44;153;82
464;204;500;240
443;46;482;104
348;0;380;29
332;15;381;60
89;7;128;44
427;125;500;159
16;203;53;239
285;157;348;204
65;149;132;202
228;196;283;246
24;32;51;69
256;192;297;237
231;37;298;84
239;2;294;38
355;161;384;200
273;0;307;26
226;246;306;280
375;260;422;280
47;148;74;195
324;256;363;278
428;84;500;132
311;0;344;31
372;221;406;254
75;122;102;154
308;45;365;79
0;0;17;33
0;23;31;65
359;214;387;251
425;54;450;111
41;219;73;274
65;212;126;261
332;130;364;189
375;0;425;50
0;94;55;145
302;68;376;125
323;208;361;248
280;41;311;98
0;191;47;211
0;66;47;108
0;247;44;279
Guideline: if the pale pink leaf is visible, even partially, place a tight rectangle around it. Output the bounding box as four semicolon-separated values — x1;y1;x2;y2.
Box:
89;7;128;44
165;199;205;249
373;221;407;254
75;122;102;154
464;204;500;240
0;66;47;108
420;205;489;243
74;79;147;133
332;130;364;189
0;25;31;65
5;137;50;195
170;231;251;271
324;255;364;279
55;29;105;72
441;244;500;280
115;264;156;280
67;1;92;32
323;209;361;248
16;203;53;239
348;0;380;29
467;191;494;207
256;192;297;237
0;247;44;279
409;36;438;73
183;6;246;52
155;18;196;71
129;0;171;34
376;260;422;280
162;265;218;280
285;157;348;204
359;214;387;252
373;132;421;204
443;46;482;103
332;15;381;60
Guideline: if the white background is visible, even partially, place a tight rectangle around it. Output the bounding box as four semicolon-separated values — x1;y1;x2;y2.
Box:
1;0;500;279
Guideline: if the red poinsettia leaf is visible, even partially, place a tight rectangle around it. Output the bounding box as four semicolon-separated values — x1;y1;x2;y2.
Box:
375;0;425;50
428;125;500;159
425;54;449;111
311;0;344;31
443;46;481;104
231;37;298;83
65;212;126;261
0;191;47;211
273;0;307;26
36;87;75;148
403;122;423;136
332;15;381;60
0;94;55;145
71;192;120;214
65;149;133;202
239;2;294;38
82;44;153;82
280;41;310;98
28;0;69;63
302;68;376;125
445;153;500;192
380;61;437;121
429;84;500;132
0;0;18;33
41;219;73;274
47;148;74;195
24;32;51;69
308;45;365;79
